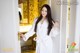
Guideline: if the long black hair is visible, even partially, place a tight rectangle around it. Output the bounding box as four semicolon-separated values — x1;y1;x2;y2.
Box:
34;4;55;35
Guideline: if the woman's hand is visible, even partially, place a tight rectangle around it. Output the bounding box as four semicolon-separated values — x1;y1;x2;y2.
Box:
54;21;60;28
33;37;37;41
20;33;24;38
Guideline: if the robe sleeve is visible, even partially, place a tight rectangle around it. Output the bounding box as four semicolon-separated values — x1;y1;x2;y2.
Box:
49;24;60;38
22;18;37;41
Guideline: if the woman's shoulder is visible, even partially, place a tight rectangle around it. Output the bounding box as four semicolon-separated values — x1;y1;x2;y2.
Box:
34;18;38;22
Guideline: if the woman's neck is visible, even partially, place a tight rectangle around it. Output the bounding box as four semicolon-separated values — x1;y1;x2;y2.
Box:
42;17;46;20
40;17;46;24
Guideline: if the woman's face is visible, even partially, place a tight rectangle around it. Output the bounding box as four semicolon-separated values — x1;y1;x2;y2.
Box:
41;7;47;18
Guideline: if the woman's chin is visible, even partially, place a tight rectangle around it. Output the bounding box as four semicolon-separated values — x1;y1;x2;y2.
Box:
42;16;46;18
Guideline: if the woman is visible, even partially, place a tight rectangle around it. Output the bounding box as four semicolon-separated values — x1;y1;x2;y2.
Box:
21;4;60;53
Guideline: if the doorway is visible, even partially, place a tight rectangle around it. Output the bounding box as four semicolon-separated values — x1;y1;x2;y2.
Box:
18;0;48;53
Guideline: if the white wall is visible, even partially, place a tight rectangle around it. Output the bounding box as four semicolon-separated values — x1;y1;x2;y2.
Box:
49;0;80;53
74;0;80;53
69;0;80;53
50;0;61;21
60;0;68;53
51;0;68;53
0;0;21;53
69;0;76;53
69;0;76;47
50;0;61;53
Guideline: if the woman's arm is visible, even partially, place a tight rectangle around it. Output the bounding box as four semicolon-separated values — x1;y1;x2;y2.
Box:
22;18;37;41
49;22;60;37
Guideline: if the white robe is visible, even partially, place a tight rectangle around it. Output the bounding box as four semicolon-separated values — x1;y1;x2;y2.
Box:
23;18;60;53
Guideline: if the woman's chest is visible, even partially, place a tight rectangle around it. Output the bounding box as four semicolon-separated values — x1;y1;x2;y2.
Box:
38;20;48;28
37;20;48;33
